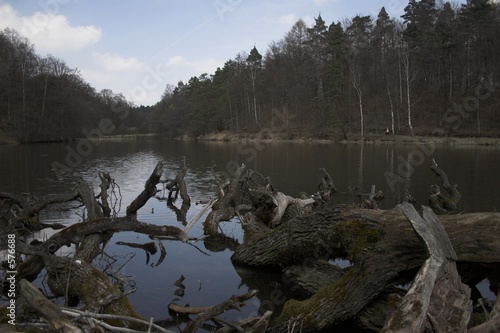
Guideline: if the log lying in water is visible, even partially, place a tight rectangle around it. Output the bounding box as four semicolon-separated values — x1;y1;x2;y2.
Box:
230;203;500;332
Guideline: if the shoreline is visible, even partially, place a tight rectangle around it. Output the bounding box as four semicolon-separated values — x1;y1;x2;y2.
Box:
2;131;500;146
192;132;500;146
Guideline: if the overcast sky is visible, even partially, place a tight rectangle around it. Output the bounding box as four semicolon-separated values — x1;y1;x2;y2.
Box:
0;0;464;106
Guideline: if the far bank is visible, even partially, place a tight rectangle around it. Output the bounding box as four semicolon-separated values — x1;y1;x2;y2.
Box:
191;131;500;146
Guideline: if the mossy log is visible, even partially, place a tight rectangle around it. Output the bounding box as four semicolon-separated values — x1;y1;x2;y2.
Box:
14;241;144;328
231;205;500;332
45;256;142;324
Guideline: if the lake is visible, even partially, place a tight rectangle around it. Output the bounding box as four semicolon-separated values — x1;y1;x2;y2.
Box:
1;138;498;331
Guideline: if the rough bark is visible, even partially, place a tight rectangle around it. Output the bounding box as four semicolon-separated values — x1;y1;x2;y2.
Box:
382;203;472;332
230;205;500;332
19;279;83;333
15;242;143;327
429;159;461;212
73;173;108;263
0;189;79;225
468;293;500;333
44;256;141;321
127;160;164;218
203;163;246;235
164;157;191;205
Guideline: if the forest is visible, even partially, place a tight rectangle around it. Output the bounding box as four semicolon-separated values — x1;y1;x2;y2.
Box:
1;0;500;142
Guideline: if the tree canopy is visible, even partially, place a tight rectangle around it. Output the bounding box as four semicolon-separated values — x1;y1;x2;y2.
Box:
151;1;500;138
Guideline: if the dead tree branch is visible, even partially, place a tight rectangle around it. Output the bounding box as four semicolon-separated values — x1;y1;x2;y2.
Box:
180;289;258;333
203;163;246;235
126;161;163;219
429;159;461;212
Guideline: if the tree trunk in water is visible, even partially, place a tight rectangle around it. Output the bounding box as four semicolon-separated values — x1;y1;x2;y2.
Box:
231;205;500;332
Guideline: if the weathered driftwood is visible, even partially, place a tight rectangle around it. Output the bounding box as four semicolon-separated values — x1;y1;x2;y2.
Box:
127;160;164;218
316;167;337;202
16;215;187;284
468;293;500;333
184;198;216;234
60;308;174;333
168;303;212;315
73;173;110;263
163;156;191;205
0;189;79;226
382;203;472;332
16;161;187;283
6;159;499;333
250;189;315;228
203;163;246;235
203;165;322;235
180;289;259;333
429;159;461;212
230;204;500;332
19;279;83;333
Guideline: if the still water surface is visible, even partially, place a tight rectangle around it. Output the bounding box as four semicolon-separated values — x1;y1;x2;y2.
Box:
1;138;498;329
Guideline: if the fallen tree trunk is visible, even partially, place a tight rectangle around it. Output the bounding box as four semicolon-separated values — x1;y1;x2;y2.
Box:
230;205;500;332
17;242;143;325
